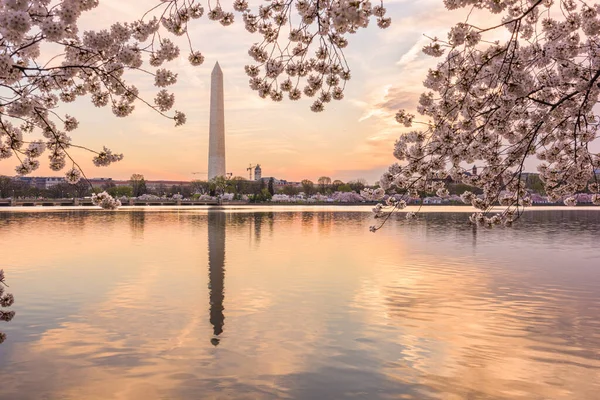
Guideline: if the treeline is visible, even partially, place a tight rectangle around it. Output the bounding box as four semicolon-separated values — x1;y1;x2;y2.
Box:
0;176;91;199
0;174;371;200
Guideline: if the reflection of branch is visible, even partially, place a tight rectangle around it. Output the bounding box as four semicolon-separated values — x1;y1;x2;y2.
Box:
0;270;15;345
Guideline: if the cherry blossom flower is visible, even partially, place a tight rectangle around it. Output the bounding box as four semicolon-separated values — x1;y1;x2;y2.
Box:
65;167;82;184
92;191;121;210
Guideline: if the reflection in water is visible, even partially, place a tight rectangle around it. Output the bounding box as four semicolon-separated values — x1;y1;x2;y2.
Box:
208;211;225;345
129;211;145;239
253;212;263;245
0;208;598;399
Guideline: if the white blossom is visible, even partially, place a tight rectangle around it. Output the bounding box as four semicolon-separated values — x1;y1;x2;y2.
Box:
65;167;82;184
93;147;123;167
564;196;577;207
92;191;121;210
174;111;186;126
154;90;175;112
188;51;205;66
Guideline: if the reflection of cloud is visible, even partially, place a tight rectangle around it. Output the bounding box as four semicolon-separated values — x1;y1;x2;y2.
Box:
353;246;600;400
375;87;421;115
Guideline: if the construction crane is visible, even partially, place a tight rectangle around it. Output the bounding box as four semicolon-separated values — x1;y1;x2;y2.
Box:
246;164;256;180
191;172;207;179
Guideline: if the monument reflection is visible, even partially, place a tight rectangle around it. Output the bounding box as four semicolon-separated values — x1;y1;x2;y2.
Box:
207;211;225;346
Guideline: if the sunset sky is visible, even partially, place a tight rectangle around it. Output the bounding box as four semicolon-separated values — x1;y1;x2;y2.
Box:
0;0;469;183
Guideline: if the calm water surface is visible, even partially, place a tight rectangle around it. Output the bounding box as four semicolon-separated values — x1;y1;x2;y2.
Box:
0;206;599;399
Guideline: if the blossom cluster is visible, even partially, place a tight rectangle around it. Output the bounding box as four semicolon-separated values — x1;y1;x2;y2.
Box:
92;191;121;210
237;0;390;111
0;269;15;345
360;188;385;201
378;0;600;226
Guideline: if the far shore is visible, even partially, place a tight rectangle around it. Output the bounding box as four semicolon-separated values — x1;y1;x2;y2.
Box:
1;202;599;214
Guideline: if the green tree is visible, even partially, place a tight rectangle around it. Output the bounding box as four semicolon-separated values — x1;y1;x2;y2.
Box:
331;180;344;192
209;176;227;196
107;186;133;197
249;188;272;203
337;184;352;192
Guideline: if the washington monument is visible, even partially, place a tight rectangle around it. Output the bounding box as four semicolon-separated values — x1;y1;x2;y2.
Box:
208;62;226;180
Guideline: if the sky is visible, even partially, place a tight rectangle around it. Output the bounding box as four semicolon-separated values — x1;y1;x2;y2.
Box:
0;0;470;183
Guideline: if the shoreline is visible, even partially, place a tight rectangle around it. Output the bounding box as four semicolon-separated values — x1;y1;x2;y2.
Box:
1;203;599;214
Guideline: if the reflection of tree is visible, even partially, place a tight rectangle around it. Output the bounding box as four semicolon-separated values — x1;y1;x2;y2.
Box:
208;211;226;346
317;212;334;233
253;213;263;245
129;211;146;239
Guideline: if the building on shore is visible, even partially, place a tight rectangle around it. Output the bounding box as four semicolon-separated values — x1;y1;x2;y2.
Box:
14;176;65;189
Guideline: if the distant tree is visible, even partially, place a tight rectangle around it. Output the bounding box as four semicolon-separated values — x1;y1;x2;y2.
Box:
282;185;300;196
130;174;147;197
0;176;13;198
337;184;352;193
152;183;167;196
191;180;210;195
71;180;93;198
5;179;37;198
227;176;247;194
47;182;73;198
331;180;344;192
249;188;272;203
172;185;192;198
209;176;227;196
301;179;316;196
268;178;275;196
101;180;116;191
107;186;133;198
317;176;332;193
348;179;367;193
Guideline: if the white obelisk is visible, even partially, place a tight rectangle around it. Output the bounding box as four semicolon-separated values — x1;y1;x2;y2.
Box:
208;62;226;180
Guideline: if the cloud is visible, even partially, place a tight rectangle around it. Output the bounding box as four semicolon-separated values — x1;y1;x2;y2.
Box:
396;36;430;67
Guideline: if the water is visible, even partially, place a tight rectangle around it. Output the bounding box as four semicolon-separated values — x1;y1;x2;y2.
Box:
0;206;599;399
